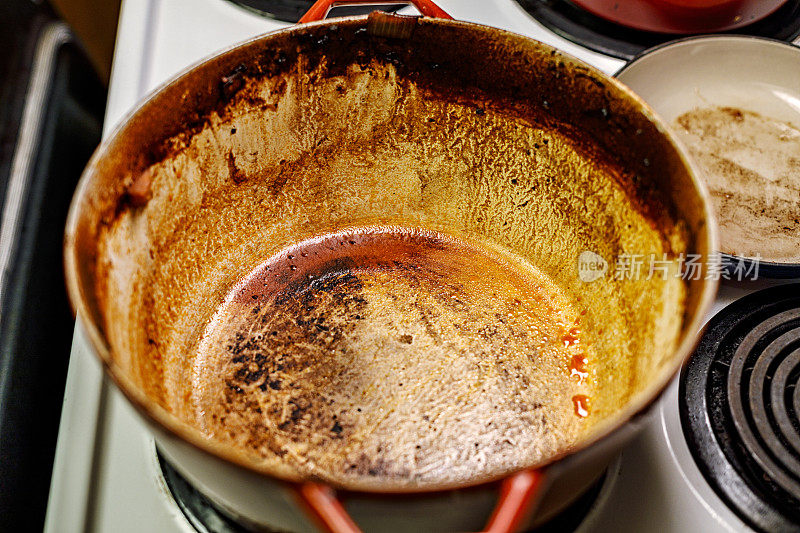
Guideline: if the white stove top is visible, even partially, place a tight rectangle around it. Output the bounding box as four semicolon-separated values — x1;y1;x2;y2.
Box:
43;1;794;531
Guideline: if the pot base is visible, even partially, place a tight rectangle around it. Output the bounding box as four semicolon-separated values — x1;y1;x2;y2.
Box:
190;226;595;489
158;450;613;532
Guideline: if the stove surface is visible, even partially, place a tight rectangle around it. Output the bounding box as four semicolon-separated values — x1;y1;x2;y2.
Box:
683;285;800;531
44;0;800;531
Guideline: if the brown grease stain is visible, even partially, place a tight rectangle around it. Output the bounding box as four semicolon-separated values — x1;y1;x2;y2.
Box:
674;106;800;262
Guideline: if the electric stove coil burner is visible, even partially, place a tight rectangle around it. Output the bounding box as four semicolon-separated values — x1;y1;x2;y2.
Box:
681;284;800;533
514;0;800;60
158;453;248;533
158;451;609;532
221;1;403;23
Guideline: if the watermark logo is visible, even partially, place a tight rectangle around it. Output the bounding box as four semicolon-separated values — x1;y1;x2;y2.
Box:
577;251;608;282
577;251;760;282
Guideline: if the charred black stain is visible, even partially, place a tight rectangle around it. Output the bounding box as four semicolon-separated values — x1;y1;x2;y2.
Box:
216;263;368;449
226;151;246;184
225;380;244;394
203;229;510;480
272;258;361;307
346;453;404;479
221;63;247;101
722;106;744;121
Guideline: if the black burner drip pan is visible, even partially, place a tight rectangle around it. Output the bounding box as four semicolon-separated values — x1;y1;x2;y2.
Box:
159;451;608;532
681;284;800;532
515;0;800;60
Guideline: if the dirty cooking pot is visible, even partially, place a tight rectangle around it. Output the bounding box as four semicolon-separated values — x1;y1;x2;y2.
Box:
64;0;718;531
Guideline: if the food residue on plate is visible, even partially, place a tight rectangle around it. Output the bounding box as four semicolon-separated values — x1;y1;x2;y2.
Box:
673;106;800;264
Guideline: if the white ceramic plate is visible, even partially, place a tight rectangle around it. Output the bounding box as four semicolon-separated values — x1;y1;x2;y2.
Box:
616;36;800;127
617;36;800;275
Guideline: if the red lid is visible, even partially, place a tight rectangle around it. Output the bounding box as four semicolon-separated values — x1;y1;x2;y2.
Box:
570;0;788;34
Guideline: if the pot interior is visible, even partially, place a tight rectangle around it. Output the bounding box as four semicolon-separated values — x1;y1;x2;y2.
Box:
67;17;713;491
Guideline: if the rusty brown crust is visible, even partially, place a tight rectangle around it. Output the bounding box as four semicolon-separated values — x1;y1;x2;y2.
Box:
65;15;715;491
95;18;696;231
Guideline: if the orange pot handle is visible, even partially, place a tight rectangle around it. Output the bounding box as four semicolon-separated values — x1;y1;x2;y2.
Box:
296;469;547;533
299;0;453;23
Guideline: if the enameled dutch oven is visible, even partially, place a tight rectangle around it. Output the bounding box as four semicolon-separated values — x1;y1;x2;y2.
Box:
64;0;718;531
